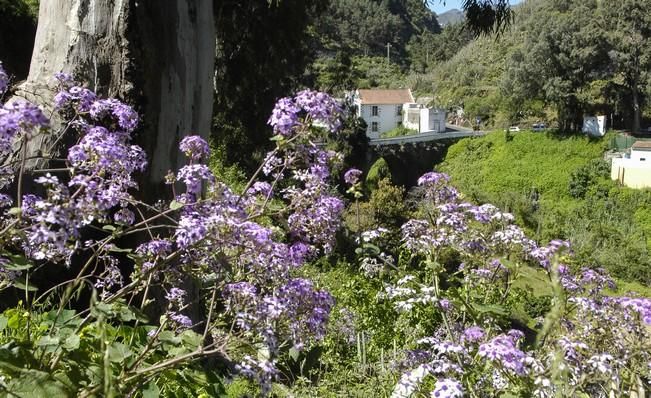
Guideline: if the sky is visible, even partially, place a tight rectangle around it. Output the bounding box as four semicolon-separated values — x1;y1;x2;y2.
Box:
428;0;522;15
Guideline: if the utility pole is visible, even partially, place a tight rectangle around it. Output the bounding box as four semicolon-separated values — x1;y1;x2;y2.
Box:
386;42;392;63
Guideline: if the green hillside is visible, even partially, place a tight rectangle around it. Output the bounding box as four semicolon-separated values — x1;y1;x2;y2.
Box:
441;131;651;284
410;0;651;132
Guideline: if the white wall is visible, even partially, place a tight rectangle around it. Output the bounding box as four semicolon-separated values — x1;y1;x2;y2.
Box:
359;103;403;138
611;157;651;189
631;149;651;162
419;108;446;133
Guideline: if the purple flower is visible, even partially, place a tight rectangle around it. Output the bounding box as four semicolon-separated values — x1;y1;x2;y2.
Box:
176;164;215;196
174;213;208;248
0;100;49;153
268;97;300;136
294;89;343;132
165;288;186;304
418;172;450;186
179;135;210;161
478;332;530;375
170;313;192;328
432;378;464;398
54;71;74;88
136;239;173;257
343;168;362;185
113;208;135;225
462;326;486;343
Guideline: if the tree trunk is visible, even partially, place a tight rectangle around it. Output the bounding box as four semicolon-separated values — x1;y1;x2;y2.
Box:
14;0;215;200
632;85;640;134
11;0;216;325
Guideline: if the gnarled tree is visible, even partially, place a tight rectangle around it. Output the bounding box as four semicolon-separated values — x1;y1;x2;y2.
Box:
14;0;215;199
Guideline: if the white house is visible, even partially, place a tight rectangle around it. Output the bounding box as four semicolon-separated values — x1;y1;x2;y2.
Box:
354;89;446;138
611;141;651;188
354;89;413;139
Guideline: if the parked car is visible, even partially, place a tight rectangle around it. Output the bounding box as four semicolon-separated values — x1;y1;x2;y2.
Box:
508;126;520;132
532;123;547;132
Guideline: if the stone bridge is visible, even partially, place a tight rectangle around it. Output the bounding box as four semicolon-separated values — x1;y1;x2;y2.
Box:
369;125;485;146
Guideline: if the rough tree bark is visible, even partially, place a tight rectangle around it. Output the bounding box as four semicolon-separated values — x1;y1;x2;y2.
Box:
9;0;217;329
15;0;215;199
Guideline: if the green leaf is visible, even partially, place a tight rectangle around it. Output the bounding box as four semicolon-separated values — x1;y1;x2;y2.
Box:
0;316;7;331
116;303;149;323
102;224;116;232
1;254;33;271
474;303;509;317
143;382;160;398
107;246;132;253
180;330;202;348
157;331;181;345
45;309;80;328
8;370;72;397
7;207;21;216
108;342;133;363
288;347;300;362
13;279;38;292
169;200;184;210
63;334;80;350
91;301;114;317
36;335;60;347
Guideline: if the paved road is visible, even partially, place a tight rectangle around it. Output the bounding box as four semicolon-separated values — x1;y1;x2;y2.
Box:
368;124;486;146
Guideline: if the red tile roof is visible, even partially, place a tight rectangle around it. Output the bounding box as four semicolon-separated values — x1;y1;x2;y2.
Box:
632;141;651;150
357;89;414;105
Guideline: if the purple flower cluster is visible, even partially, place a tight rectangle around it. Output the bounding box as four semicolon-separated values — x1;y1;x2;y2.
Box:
224;278;334;351
478;332;530;375
343;168;362;186
0;100;49;153
176;164;215;197
21;175;80;262
432;378;464;398
179;135;210;162
267;90;342;136
236;356;278;396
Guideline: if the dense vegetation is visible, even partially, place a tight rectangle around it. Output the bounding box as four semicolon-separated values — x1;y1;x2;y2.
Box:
410;0;651;131
441;131;651;284
3;0;651;397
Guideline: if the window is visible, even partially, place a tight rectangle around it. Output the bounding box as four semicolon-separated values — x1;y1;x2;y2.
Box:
371;122;378;132
372;106;378;116
396;105;402;116
641;158;646;161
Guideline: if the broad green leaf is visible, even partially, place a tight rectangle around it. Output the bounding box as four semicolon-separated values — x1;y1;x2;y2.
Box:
169;200;184;210
143;382;160;398
157;331;181;345
36;335;60;347
180;330;202;348
0;316;7;331
63;334;80;350
13;279;38;292
8;370;71;397
108;342;133;363
288;346;300;362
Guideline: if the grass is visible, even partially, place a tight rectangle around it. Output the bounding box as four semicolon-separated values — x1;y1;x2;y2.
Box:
381;126;418;138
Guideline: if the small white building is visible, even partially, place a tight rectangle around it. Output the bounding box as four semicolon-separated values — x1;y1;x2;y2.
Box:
583;115;607;137
353;89;447;139
402;104;447;134
611;141;651;188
